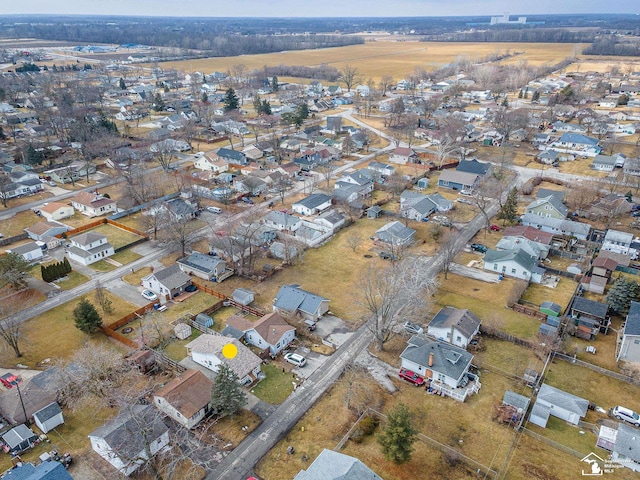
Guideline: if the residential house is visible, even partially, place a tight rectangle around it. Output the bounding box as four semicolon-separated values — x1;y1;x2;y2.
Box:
483;248;545;283
400;336;479;401
529;383;589;428
521;213;591;240
142;264;192;300
273;284;330;321
0;367;63;425
292;193;332;216
456;159;491;178
152;369;214;429
194;154;229;173
437;170;480;193
400;191;437;221
8;242;43;262
226;312;295;356
88;405;169;477
428;193;453;212
269;241;300;261
67;232;114;266
427;307;481;349
617;301;640;362
46;163;97;184
623;157;640;177
551;133;601;156
70;191;117;217
502;226;553;247
374;221;415;246
525;195;568;219
612;423;640;472
388;147;418;165
496;236;549;260
368;161;395;177
2;461;73;479
334;171;374;194
184;334;262;385
586;193;633;219
584;255;618;294
163;198;197;221
537;150;560;166
570;297;609;338
263;211;302;232
177;252;231;282
591;154;622;172
293;449;383;480
33;402;64;434
39;202;74;222
602;229;637;258
314;210;346;231
24;221;69;249
216;147;247;166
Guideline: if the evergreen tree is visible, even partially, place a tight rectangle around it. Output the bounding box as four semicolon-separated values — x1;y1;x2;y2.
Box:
271;76;279;92
63;257;72;274
532;90;540;102
73;298;103;334
377;403;418;464
0;124;5;141
223;87;239;112
498;187;519;224
261;100;272;115
119;77;126;90
152;93;165;112
607;277;640;316
253;95;262;113
210;363;247;417
41;264;49;283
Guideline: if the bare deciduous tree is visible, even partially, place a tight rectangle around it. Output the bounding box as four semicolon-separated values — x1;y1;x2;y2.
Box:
339;65;360;92
94;280;115;315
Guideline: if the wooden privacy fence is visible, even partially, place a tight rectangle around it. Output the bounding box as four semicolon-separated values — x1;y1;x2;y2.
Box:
101;326;138;349
106;302;156;331
190;279;267;317
511;303;547;321
56;218;148;239
190;279;226;299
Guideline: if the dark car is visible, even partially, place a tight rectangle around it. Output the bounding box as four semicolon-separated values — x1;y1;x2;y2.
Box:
242;196;255;204
379;251;397;260
398;368;425;387
631;204;640;212
0;373;21;389
471;243;488;253
185;284;197;293
632;211;640;217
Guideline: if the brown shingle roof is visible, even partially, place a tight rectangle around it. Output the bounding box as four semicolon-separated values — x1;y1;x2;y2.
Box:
71;191;115;208
153;370;213;419
227;312;295;346
39;201;71;214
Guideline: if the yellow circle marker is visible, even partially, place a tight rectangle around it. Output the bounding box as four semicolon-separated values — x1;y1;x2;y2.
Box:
222;343;238;359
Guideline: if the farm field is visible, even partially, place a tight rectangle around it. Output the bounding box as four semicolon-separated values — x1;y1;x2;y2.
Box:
153;41;586;82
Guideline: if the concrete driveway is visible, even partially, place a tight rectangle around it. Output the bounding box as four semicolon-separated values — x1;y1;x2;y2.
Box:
315;315;353;348
450;263;501;283
290;346;328;380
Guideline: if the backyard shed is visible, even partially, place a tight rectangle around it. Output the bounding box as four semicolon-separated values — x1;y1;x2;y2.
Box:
128;350;156;374
539;323;558;337
232;288;255;306
416;177;430;190
540;301;562;317
503;390;530;413
1;424;37;454
174;323;192;340
33;402;64;434
195;313;214;329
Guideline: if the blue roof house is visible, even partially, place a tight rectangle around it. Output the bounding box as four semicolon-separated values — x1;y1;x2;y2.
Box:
273;284;330;321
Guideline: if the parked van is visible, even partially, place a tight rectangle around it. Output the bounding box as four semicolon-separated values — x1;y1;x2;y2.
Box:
207;206;222;214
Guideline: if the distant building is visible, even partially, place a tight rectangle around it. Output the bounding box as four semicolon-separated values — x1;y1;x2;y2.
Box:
490;12;526;25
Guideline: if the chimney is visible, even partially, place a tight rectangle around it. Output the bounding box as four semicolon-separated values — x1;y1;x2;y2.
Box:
428;353;434;367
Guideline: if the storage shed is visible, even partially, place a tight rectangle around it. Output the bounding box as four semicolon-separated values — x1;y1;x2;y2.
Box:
174;323;192;340
2;424;37;454
540;301;562;317
195;313;214;329
232;288;255;306
33;402;64;434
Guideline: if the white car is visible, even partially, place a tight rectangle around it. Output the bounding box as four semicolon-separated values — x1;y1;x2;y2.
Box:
141;290;158;301
284;352;306;367
613;406;640;427
206;206;222;214
403;321;424;335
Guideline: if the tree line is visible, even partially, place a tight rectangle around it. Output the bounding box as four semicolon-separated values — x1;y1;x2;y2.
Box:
255;64;341;82
583;37;640;57
422;28;595;43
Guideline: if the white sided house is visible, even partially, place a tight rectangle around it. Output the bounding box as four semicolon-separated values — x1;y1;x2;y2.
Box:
88;405;169;477
7;242;44;263
142;264;192;300
39;202;74;222
70;191;117;217
152;369;214;429
483;248;545;283
67;232;114;266
226;312;296;356
427;307;481;349
292;193;332;216
529;383;589;428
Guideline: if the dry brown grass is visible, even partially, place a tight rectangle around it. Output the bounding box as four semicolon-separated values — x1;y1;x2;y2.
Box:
151;41;584;83
520;277;578;311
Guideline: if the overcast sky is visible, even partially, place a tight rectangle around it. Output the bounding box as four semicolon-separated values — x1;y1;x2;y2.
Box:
2;1;638;17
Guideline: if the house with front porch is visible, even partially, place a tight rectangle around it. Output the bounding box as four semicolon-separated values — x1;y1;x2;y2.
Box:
483;248;545;283
70;191;117;217
400;336;479;401
184;334;262;385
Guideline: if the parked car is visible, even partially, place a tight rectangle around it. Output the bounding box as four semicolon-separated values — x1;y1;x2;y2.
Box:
613;406;640;426
471;243;488;253
632;211;640;218
403;321;424;335
207;206;222;214
379;251;397;261
185;284;197;293
141;290;158;301
456;197;473;205
242;196;255;204
284;352;306;367
631;204;640;212
489;224;501;231
398;368;425;387
0;373;20;389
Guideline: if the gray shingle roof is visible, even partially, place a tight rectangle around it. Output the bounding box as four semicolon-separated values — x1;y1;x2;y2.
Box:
294;193;331;210
521;213;591;237
178;252;225;275
526;195;568;217
428;307;481;339
484;248;539;272
153;264;191;290
537;383;589;417
375;221;415;245
293;448;383;480
400;336;473;383
614;423;640;462
71;232;107;247
33;401;62;423
89;405;168;460
503;390;530;412
456;159;490;175
625;301;640;336
274;284;328;316
571;297;608;319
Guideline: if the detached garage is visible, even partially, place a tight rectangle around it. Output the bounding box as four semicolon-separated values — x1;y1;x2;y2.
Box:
530;383;589;428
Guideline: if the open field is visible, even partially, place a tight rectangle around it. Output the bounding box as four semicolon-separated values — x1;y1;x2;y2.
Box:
152;41;586;82
0;291;132;368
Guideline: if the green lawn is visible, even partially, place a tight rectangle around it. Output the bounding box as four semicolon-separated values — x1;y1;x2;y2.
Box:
88;259;117;272
250;363;296;404
54;270;90;290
